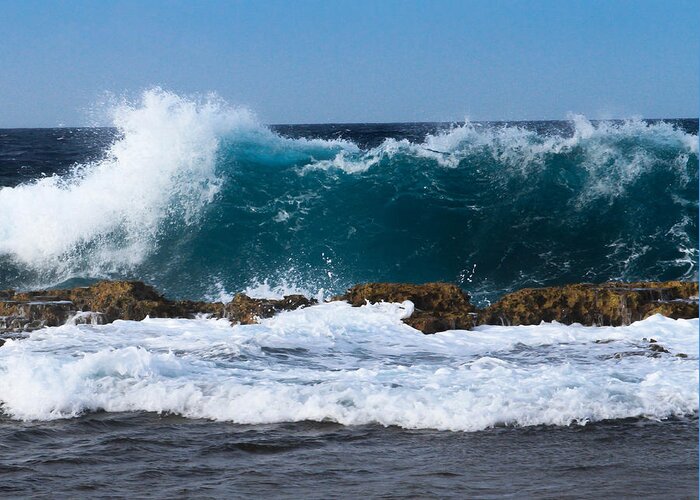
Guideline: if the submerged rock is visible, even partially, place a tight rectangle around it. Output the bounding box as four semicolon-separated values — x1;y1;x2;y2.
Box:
336;282;476;333
478;281;699;327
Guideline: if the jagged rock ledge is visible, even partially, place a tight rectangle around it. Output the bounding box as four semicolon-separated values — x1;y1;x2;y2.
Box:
477;281;698;327
0;281;315;337
0;280;697;340
336;282;477;333
337;280;698;331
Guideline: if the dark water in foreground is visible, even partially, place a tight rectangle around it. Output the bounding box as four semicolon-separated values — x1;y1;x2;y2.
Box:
0;414;696;498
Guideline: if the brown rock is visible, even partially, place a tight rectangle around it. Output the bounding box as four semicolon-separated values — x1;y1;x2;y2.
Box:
0;279;696;338
478;281;698;327
0;298;75;331
67;281;181;322
336;282;476;333
0;281;218;333
0;280;318;335
225;294;316;324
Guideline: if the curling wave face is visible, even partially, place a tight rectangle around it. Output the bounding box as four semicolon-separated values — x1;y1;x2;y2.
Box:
0;89;697;303
0;305;696;429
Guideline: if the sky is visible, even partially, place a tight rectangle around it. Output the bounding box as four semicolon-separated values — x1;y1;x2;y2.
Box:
0;0;698;126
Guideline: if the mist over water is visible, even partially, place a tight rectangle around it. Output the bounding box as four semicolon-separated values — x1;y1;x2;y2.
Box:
0;89;696;303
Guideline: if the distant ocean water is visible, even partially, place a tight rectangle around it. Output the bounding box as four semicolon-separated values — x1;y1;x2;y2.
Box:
0;90;697;496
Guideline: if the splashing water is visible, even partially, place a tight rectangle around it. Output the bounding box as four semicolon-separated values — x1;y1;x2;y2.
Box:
0;89;696;304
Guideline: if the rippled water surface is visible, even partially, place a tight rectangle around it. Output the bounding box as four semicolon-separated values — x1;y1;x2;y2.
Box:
0;414;696;498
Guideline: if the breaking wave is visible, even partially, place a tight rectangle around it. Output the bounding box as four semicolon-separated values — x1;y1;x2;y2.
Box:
0;89;697;303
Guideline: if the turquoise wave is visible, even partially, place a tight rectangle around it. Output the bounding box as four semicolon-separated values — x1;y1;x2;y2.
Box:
0;91;696;304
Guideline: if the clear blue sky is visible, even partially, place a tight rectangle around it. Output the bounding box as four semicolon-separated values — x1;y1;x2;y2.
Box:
1;0;697;126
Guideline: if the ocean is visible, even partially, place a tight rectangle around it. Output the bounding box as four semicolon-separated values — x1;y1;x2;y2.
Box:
0;89;697;497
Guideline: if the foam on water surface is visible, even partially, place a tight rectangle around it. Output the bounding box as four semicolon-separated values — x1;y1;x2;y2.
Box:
0;302;696;431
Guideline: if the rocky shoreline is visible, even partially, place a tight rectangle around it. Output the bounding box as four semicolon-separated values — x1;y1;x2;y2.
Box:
0;280;697;339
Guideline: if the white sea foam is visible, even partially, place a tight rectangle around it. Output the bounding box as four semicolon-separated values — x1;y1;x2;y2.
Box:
242;279;319;300
203;277;326;304
0;302;696;431
0;90;361;284
307;115;698;191
0;89;257;276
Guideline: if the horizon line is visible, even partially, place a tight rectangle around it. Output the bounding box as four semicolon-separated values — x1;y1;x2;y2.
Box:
1;116;698;130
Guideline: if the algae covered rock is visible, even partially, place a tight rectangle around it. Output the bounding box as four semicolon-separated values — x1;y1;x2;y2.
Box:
66;281;184;322
479;281;699;327
1;279;696;336
225;294;317;324
337;282;476;333
0;298;76;332
0;281;195;331
0;281;317;334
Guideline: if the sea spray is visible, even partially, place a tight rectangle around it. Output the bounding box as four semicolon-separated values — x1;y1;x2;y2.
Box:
0;90;696;303
0;89;251;277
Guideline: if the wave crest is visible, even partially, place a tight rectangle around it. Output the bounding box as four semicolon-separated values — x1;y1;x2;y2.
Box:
0;89;254;277
0;90;696;300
